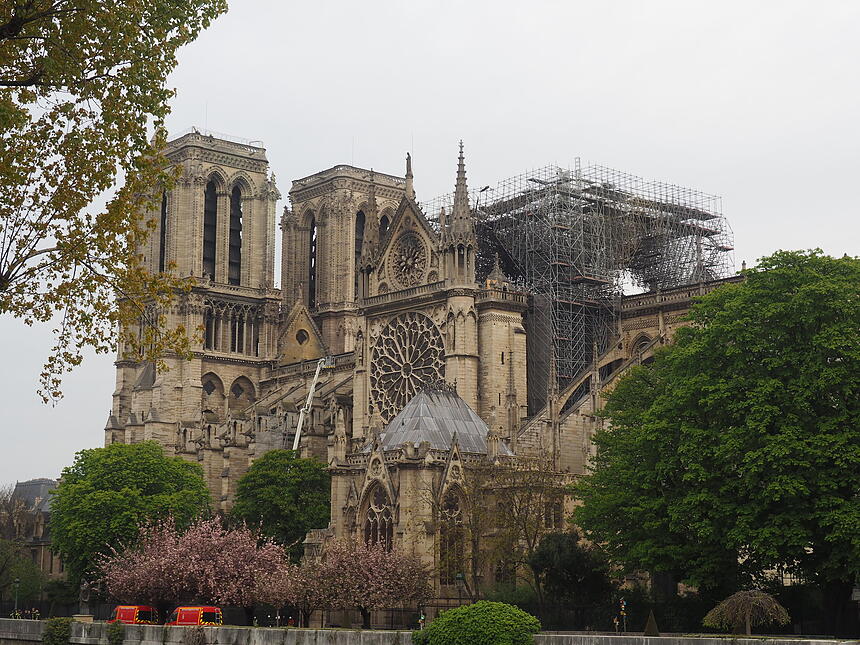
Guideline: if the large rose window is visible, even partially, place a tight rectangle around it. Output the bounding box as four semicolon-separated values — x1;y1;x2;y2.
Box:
370;312;445;422
391;233;427;287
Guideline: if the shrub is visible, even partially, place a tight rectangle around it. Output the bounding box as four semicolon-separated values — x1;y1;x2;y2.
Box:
703;590;790;635
43;618;73;645
106;621;125;645
412;601;541;645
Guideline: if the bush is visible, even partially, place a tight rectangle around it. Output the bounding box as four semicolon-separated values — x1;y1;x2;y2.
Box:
412;601;540;645
43;618;73;645
106;621;125;645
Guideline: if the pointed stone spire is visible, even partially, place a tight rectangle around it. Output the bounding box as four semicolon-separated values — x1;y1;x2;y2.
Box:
450;140;473;240
405;152;415;200
547;351;559;400
488;252;507;284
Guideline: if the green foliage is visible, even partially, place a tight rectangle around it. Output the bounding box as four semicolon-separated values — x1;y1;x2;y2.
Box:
0;0;227;401
106;621;125;645
575;251;860;601
0;539;44;602
230;450;330;560
412;601;541;645
528;531;614;603
50;441;211;584
43;618;72;645
43;579;80;605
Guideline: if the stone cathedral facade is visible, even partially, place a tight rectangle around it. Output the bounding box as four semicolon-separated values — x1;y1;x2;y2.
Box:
105;130;736;605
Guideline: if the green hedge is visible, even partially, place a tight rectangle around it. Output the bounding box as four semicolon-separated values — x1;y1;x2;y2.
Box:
43;618;73;645
413;601;541;645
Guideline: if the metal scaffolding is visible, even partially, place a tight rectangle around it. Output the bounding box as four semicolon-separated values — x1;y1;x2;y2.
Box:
422;160;734;413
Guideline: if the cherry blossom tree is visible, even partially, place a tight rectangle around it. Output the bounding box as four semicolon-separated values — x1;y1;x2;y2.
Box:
100;516;289;623
322;540;432;629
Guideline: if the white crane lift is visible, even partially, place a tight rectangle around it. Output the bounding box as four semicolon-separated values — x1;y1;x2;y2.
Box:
291;356;335;451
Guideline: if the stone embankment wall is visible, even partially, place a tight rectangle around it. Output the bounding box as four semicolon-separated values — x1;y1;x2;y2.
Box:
3;620;860;645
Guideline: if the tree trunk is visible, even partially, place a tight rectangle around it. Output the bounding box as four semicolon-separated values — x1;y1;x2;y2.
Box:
301;608;311;628
243;605;255;626
745;608;751;636
359;606;371;629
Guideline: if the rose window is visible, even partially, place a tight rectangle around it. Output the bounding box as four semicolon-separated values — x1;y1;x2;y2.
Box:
392;233;427;287
370;312;445;423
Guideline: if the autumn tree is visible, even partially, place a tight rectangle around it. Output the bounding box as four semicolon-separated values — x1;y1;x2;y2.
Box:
575;251;860;634
51;441;211;585
230;450;330;561
0;0;227;400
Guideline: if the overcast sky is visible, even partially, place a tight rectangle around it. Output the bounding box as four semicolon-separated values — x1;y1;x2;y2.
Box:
2;0;858;484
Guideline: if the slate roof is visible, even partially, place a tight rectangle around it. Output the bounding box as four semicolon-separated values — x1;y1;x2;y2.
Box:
365;386;512;456
12;478;57;513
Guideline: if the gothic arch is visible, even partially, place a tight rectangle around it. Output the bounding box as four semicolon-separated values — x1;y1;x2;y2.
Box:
379;209;392;239
228;376;256;412
201;372;226;416
205;167;228;190
438;486;465;585
630;332;652;356
360;480;394;550
227;171;256;196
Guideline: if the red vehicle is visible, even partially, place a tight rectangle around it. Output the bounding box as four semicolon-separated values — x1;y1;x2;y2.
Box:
165;606;222;626
108;605;159;625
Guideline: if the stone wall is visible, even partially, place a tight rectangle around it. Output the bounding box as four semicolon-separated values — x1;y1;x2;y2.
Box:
3;621;859;645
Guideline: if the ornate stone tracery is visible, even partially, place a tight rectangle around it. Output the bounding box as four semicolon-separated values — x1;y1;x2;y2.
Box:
370;312;445;423
391;232;427;287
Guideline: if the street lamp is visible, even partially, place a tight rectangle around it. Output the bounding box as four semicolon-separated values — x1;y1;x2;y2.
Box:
454;572;465;607
13;577;20;613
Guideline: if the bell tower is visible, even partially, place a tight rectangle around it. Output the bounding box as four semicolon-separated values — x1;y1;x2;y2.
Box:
108;129;281;467
282;165;405;354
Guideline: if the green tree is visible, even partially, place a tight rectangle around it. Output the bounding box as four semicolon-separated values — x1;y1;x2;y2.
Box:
528;531;614;604
575;250;860;634
0;0;226;401
50;441;211;584
0;539;44;603
230;450;330;560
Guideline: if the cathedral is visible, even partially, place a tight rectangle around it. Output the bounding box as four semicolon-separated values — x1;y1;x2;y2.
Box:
105;129;736;610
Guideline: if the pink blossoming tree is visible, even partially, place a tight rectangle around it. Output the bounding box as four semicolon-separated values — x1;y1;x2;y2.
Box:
100;516;288;623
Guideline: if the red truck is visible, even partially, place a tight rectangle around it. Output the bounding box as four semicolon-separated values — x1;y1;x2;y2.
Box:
108;606;159;625
165;606;223;626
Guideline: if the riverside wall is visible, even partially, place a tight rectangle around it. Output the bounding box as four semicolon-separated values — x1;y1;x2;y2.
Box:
2;620;860;645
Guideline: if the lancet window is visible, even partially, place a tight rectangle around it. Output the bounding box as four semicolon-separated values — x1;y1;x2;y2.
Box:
203;180;218;279
363;484;393;550
308;215;317;307
439;491;465;585
354;210;365;299
228;186;243;285
158;191;168;273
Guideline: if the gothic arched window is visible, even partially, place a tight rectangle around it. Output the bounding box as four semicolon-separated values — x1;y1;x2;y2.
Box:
308;215;317;307
228;186;243;285
439;491;465;585
203;181;218;279
158;191;168;273
354;210;365;299
379;213;390;239
364;484;393;550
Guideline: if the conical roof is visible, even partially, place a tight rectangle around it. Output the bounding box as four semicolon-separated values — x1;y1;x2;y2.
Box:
367;385;512;455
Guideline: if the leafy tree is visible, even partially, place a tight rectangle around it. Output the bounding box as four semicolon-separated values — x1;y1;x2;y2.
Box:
0;539;44;603
230;450;330;560
575;250;860;633
100;516;287;622
528;531;614;604
0;0;226;401
50;441;211;585
412;601;540;645
703;590;790;635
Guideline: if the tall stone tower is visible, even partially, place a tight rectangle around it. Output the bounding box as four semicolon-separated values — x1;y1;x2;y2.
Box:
281;165;405;354
107;130;281;504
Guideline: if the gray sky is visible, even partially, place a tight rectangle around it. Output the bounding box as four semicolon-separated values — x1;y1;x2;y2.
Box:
2;0;858;483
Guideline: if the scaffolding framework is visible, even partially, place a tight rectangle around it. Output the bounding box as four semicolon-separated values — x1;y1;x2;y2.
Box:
422;161;734;413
